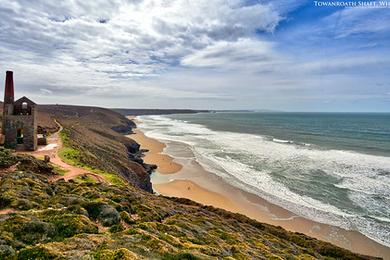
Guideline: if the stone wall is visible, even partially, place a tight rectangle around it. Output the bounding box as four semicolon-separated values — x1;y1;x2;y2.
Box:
3;113;37;151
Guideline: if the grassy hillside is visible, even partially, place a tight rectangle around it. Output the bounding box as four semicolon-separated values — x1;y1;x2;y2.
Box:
2;103;153;191
0;103;382;259
38;105;154;192
0;148;377;259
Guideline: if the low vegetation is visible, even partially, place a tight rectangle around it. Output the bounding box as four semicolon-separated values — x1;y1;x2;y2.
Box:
0;148;377;259
58;130;126;187
0;105;379;259
39;105;153;192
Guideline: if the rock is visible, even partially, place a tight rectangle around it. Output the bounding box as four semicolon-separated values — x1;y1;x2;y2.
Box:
111;120;136;135
99;205;120;226
44;155;50;163
143;164;157;174
84;202;120;226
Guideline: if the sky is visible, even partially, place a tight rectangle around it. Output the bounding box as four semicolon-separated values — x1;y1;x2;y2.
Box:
0;0;389;112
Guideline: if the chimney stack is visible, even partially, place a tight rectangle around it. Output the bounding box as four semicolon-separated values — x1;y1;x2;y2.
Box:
4;71;14;104
3;71;15;117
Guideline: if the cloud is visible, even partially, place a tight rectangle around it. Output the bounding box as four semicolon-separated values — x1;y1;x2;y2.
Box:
0;0;285;101
324;8;390;38
295;55;390;75
0;0;389;111
181;38;279;69
39;88;53;95
0;0;281;75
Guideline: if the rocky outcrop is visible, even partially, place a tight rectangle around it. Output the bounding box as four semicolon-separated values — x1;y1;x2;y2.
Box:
111;120;136;135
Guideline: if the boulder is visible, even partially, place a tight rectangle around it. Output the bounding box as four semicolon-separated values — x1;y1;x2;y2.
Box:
84;202;120;226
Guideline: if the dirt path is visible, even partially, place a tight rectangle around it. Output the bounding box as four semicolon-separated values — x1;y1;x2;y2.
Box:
0;162;20;174
0;209;17;215
18;120;107;184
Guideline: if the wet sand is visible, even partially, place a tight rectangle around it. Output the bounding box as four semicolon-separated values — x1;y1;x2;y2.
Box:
128;116;390;259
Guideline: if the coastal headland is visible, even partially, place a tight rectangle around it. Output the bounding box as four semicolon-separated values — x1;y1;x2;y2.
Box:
0;104;385;259
129;115;390;259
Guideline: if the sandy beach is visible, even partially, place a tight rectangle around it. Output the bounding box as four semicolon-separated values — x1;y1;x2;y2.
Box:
128;116;390;259
128;116;182;174
130;128;182;174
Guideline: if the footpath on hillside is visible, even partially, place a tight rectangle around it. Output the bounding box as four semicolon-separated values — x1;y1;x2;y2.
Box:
18;120;107;184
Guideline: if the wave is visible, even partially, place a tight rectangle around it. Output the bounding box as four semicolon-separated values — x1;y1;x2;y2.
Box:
272;138;293;144
138;115;390;247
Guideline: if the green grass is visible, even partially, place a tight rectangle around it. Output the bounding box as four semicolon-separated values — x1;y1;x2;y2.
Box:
58;147;81;165
58;131;126;187
100;171;126;187
75;175;97;184
50;163;68;176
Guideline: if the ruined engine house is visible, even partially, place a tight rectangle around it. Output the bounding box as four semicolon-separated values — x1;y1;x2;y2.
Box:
2;71;38;151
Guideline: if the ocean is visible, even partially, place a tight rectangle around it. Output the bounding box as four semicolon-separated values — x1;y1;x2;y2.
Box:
137;112;390;248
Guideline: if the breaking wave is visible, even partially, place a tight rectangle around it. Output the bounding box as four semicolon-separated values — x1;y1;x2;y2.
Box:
138;115;390;247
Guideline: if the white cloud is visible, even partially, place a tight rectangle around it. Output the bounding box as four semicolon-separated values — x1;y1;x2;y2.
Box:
39;88;53;95
0;0;281;72
0;0;389;111
323;8;390;38
295;55;390;75
181;38;279;69
0;0;285;100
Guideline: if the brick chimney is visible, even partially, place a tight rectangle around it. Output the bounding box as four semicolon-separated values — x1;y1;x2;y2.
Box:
4;71;14;104
3;71;15;116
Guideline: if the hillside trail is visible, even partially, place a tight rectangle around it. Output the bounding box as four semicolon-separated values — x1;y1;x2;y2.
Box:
0;209;17;215
16;120;107;184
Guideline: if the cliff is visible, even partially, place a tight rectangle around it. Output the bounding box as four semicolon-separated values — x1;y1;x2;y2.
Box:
0;103;382;259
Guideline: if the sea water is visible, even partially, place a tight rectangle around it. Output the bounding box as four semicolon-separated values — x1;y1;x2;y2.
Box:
138;112;390;248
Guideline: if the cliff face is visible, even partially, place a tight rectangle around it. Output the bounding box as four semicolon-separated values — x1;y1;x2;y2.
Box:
0;149;376;259
38;105;153;192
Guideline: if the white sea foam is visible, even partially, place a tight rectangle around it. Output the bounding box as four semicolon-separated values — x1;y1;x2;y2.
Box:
272;138;293;144
137;115;390;247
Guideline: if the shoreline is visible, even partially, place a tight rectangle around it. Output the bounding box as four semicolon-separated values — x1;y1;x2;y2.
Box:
132;129;182;174
128;116;390;259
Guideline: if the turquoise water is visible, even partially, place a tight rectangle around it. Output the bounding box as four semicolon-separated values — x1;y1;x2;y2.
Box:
138;112;390;247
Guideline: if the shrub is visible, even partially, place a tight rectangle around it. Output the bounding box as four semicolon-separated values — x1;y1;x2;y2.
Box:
162;252;200;260
49;214;98;239
0;148;17;169
18;245;59;259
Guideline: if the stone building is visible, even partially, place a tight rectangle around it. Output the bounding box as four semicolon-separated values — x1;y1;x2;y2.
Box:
2;71;38;151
